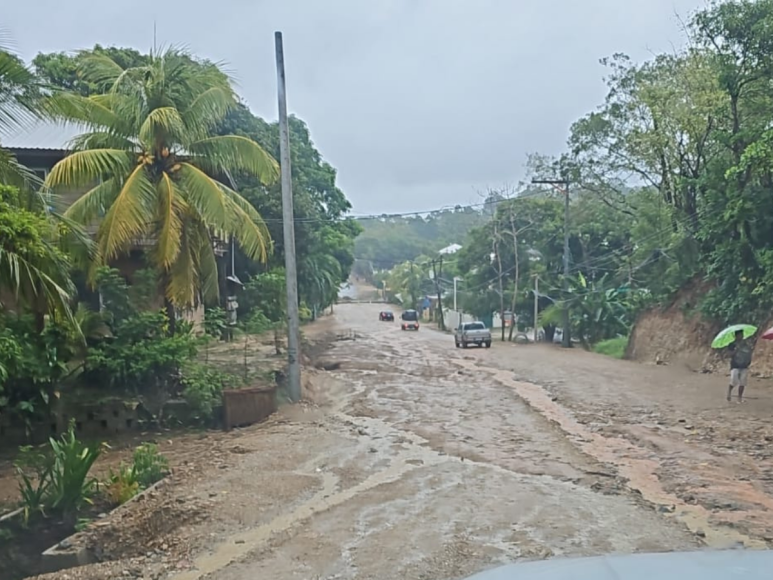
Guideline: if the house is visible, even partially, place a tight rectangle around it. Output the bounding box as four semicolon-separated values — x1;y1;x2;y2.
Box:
9;147;227;326
439;243;462;255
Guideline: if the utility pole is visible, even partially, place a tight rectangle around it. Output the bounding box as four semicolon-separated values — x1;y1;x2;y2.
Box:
492;220;505;342
453;276;461;311
275;32;302;402
431;257;445;330
533;275;539;343
532;178;571;348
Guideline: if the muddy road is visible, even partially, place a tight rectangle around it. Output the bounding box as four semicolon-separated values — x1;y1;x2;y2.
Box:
166;303;712;580
31;300;773;580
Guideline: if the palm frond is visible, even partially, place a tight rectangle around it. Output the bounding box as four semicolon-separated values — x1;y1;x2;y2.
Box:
67;131;137;151
188;135;279;184
182;86;234;140
64;177;120;224
0;146;41;190
176;163;270;261
139;107;185;150
97;165;155;261
0;45;41;135
46;148;133;190
75;51;126;90
153;172;186;270
0;241;74;320
43;92;127;133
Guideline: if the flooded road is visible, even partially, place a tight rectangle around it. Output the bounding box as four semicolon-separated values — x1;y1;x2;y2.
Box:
167;303;710;580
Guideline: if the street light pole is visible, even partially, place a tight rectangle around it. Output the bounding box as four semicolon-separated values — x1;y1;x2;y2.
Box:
532;178;571;348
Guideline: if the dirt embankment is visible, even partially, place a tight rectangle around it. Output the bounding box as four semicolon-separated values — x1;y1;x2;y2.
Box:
626;279;773;376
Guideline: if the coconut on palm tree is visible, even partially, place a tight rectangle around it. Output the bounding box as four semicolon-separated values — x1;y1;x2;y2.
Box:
44;48;279;309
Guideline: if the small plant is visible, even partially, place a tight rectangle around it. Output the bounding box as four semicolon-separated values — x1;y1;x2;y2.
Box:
131;443;169;488
105;465;140;506
103;443;169;506
46;423;102;519
13;422;102;525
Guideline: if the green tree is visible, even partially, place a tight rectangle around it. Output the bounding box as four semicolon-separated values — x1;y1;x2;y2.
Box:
43;48;278;310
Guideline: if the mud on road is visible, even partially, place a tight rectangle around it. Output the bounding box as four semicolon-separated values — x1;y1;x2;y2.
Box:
31;301;773;580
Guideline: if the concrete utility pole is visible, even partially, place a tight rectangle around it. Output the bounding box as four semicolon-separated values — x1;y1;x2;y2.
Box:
453;276;461;311
532;178;571;348
431;257;446;331
533;275;539;343
275;31;302;401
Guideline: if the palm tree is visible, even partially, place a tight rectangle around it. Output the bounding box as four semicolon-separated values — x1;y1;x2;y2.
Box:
44;48;279;309
300;253;342;317
0;186;76;326
0;34;40;188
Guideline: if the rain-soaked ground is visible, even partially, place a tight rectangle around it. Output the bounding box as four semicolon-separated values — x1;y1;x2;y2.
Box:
27;298;773;580
166;302;713;580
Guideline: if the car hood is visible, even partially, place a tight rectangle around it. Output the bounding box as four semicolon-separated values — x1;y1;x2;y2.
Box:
463;550;773;580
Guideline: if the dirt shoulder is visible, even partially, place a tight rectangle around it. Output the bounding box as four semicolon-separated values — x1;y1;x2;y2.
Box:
478;340;773;545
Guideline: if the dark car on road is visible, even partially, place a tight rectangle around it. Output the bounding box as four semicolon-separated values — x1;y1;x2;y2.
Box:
379;310;394;321
400;309;420;331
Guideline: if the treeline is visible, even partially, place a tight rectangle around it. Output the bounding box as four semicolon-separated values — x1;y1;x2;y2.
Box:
383;0;773;349
0;43;358;427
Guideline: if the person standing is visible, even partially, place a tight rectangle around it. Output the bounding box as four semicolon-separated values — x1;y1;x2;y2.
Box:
727;329;753;402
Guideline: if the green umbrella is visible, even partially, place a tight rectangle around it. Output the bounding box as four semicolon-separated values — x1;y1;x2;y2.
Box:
711;324;757;349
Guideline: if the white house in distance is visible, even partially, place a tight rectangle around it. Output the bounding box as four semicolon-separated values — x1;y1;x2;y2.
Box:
439;243;462;255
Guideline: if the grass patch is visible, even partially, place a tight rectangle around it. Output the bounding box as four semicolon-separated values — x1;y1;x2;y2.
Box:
593;337;628;359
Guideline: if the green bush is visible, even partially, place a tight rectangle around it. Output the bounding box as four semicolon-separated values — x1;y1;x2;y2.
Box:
181;363;243;423
592;337;628;359
86;310;198;421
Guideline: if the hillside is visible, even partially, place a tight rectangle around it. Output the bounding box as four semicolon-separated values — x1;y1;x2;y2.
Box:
627;280;773;377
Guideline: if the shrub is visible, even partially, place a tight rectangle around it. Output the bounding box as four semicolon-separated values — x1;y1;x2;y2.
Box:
86;311;198;422
14;422;102;525
182;363;243;423
104;443;169;506
593;337;628;359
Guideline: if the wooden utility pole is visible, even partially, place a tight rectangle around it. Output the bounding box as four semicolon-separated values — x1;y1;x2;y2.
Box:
275;31;302;401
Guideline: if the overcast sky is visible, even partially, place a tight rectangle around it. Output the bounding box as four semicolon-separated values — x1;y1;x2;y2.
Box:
5;0;706;214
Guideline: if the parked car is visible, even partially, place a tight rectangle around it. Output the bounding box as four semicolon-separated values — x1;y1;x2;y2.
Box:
455;321;492;348
379;310;394;321
401;310;420;331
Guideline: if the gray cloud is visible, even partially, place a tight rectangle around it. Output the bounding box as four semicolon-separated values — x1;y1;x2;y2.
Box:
5;0;704;213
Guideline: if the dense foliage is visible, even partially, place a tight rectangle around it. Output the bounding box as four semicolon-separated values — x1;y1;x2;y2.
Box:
379;1;773;346
0;40;357;432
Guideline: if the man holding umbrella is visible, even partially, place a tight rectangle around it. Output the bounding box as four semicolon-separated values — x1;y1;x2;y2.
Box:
712;324;756;403
727;329;753;402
